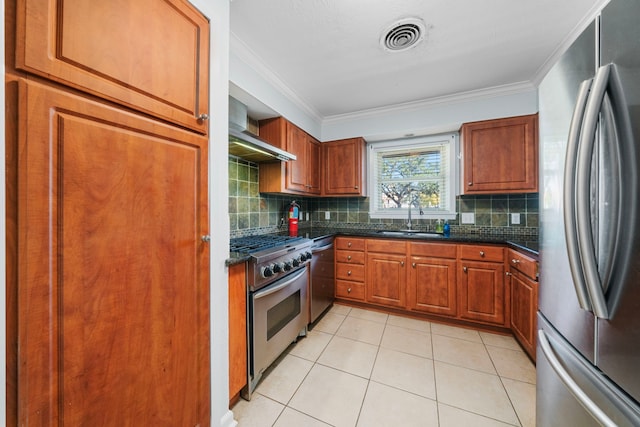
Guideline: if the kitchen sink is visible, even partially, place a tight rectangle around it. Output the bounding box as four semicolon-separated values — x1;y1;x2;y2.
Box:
376;230;445;238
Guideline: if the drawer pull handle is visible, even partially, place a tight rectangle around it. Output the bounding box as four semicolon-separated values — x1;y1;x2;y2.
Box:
348;242;352;247
347;255;352;260
511;259;520;264
463;266;468;273
355;186;359;189
412;262;416;268
479;251;485;257
197;113;209;121
347;270;352;276
401;261;405;267
505;272;512;276
347;287;352;293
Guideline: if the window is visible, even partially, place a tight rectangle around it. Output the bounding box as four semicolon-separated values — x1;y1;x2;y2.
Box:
368;133;458;220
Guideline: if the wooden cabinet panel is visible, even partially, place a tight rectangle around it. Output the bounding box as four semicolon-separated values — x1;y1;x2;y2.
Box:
336;263;365;282
259;117;320;195
229;263;247;402
16;0;209;134
459;244;504;262
459;260;507;326
409;242;457;258
408;256;457;317
336;280;365;301
335;237;365;251
510;268;538;360
506;249;538;280
366;252;407;308
322;137;366;196
461;114;538;194
16;80;210;425
335;249;365;264
366;238;406;254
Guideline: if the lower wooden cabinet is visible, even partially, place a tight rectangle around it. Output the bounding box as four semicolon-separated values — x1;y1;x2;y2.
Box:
335;237;366;302
510;268;538;360
408;242;457;317
459;260;507;326
228;263;247;403
365;239;407;308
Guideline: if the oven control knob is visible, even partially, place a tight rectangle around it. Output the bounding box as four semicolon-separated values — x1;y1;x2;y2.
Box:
292;257;301;267
304;251;312;261
261;265;274;278
273;262;283;273
283;261;293;271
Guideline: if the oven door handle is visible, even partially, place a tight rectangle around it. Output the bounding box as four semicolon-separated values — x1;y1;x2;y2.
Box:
253;268;307;300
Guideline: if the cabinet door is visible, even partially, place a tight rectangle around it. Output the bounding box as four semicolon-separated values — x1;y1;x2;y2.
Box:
510;268;537;360
17;80;210;425
307;136;322;195
462;114;538;194
229;263;247;401
366;253;407;308
408;256;457;317
459;260;507;325
286;124;309;192
16;0;209;133
323;138;365;196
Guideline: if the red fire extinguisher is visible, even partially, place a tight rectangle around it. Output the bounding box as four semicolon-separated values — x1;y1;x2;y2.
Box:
288;201;300;236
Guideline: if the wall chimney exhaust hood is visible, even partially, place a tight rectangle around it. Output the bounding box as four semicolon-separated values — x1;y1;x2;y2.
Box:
228;97;296;162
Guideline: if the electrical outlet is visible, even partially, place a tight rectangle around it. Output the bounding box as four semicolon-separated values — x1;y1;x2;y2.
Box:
511;213;521;225
299;211;303;221
325;211;331;220
461;212;475;224
306;212;310;221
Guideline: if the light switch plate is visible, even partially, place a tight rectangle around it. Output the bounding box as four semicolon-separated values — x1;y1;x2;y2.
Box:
461;212;475;224
511;213;521;225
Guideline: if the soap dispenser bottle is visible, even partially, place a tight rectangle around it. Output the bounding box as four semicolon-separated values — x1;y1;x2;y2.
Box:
436;219;443;233
443;220;450;237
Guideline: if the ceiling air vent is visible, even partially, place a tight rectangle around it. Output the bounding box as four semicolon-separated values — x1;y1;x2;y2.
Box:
380;17;426;52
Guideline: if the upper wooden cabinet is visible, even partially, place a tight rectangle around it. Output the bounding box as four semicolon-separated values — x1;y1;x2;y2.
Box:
259;117;321;195
15;0;210;134
461;114;538;194
322;137;367;196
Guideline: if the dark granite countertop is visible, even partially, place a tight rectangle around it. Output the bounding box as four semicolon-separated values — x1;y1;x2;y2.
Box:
226;228;538;266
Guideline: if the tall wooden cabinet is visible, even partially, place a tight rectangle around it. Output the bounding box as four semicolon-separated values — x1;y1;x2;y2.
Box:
6;1;211;425
461;114;538;194
259;117;321;195
322;137;366;196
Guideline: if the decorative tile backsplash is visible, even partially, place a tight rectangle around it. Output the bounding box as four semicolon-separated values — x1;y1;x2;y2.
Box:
229;156;539;239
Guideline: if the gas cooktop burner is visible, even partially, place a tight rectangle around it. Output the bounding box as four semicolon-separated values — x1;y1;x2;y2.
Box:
230;234;308;255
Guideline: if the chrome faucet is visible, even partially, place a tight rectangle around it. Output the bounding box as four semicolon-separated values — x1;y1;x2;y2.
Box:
406;192;424;230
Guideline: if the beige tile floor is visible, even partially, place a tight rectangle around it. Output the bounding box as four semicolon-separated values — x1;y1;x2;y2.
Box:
232;304;536;427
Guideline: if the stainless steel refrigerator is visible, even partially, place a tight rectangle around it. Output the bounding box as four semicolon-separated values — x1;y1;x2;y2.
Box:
538;0;640;425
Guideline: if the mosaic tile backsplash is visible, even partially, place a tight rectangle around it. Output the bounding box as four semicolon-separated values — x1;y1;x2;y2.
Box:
229;157;539;240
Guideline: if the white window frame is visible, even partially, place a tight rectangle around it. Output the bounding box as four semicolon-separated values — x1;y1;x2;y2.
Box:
367;132;459;220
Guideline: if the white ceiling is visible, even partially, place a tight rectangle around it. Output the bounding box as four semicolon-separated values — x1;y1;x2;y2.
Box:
230;0;606;121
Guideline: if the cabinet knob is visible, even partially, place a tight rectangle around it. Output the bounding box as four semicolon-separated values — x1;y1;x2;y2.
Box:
401;261;405;267
347;270;352;276
201;235;211;243
505;272;512;276
468;182;473;186
479;251;485;257
463;266;468;273
348;242;352;247
347;287;352;293
511;259;520;264
412;262;416;268
354;186;359;189
347;255;352;260
197;113;209;121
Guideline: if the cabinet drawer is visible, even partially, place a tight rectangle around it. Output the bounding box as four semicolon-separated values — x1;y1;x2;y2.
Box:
507;249;538;280
336;280;365;301
409;242;457;258
336;263;365;282
366;238;407;254
459;244;504;262
335;249;365;264
335;237;365;251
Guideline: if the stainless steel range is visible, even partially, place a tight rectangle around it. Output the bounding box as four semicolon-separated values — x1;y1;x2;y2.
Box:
230;234;313;400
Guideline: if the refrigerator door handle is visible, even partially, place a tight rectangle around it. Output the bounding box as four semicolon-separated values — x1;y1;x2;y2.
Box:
575;64;611;319
538;330;618;427
563;78;594;311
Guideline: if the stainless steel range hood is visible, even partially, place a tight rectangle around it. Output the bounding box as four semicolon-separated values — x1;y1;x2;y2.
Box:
229;97;296;162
